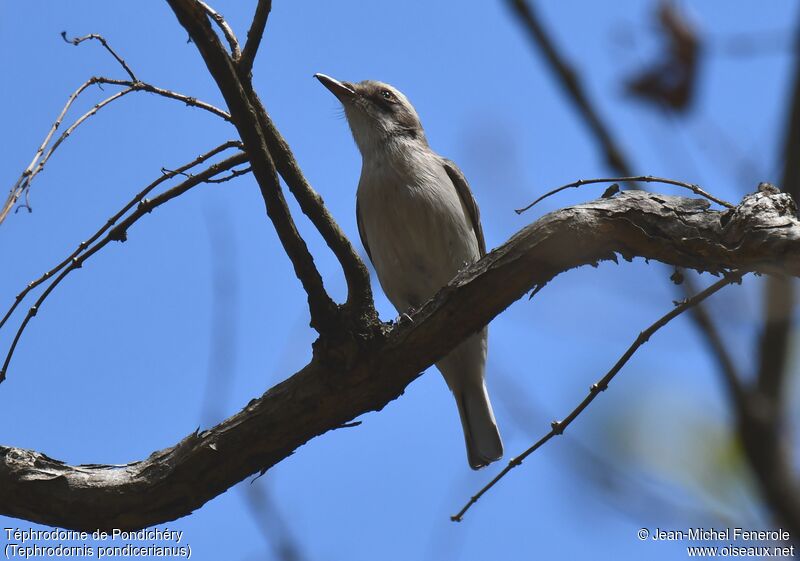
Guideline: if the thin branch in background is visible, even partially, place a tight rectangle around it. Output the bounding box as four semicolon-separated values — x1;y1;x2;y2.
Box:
0;141;242;332
243;485;308;561
61;32;137;81
515;175;734;214
239;0;272;77
451;271;745;522
201;209;309;561
506;0;634;175
197;1;241;59
0;152;249;383
200;206;240;426
682;273;747;409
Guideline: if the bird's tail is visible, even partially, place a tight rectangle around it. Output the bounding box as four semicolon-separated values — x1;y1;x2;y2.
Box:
454;381;503;470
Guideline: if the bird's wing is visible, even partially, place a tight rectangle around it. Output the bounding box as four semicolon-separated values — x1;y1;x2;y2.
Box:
355;196;373;262
441;158;486;257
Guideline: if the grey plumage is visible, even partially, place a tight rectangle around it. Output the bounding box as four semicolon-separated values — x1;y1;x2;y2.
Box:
315;73;503;469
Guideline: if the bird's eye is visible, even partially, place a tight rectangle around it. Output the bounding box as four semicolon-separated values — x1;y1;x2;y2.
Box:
380;90;394;101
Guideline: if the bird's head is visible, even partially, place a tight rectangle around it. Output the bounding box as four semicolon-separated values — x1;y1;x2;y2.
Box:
315;73;427;156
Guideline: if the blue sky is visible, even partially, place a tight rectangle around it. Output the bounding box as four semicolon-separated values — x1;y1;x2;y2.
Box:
1;1;798;560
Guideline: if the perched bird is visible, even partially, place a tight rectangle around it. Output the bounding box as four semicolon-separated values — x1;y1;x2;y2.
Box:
315;73;503;469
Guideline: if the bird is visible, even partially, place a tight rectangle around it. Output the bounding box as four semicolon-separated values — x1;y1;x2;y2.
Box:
315;73;503;469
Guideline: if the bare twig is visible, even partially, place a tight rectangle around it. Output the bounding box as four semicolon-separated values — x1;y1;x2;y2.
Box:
3;77;100;224
515;175;734;214
239;0;273;77
0;152;248;383
197;1;241;59
0;141;242;333
204;166;251;183
2;32;232;225
1;85;134;224
105;78;231;119
1;76;230;225
451;271;746;522
61;32;137;81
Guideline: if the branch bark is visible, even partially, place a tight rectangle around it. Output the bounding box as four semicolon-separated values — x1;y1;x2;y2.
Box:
239;0;272;77
1;187;797;531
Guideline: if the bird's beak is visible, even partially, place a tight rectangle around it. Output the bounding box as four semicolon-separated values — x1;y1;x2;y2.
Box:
314;73;356;102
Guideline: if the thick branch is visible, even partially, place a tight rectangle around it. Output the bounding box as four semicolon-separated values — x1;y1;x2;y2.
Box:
0;188;797;531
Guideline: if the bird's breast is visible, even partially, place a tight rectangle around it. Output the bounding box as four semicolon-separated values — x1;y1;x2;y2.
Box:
357;152;480;311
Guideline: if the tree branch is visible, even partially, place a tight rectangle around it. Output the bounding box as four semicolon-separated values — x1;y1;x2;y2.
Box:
239;0;272;77
1;75;230;226
197;1;241;59
168;0;371;332
0;151;248;383
0;141;242;334
61;32;138;81
0;187;796;530
249;94;374;318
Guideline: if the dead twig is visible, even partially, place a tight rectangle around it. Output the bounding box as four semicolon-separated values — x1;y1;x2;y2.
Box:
0;141;242;333
61;32;137;81
197;1;241;59
515;175;735;214
0;152;248;383
204;166;252;183
2;55;230;225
